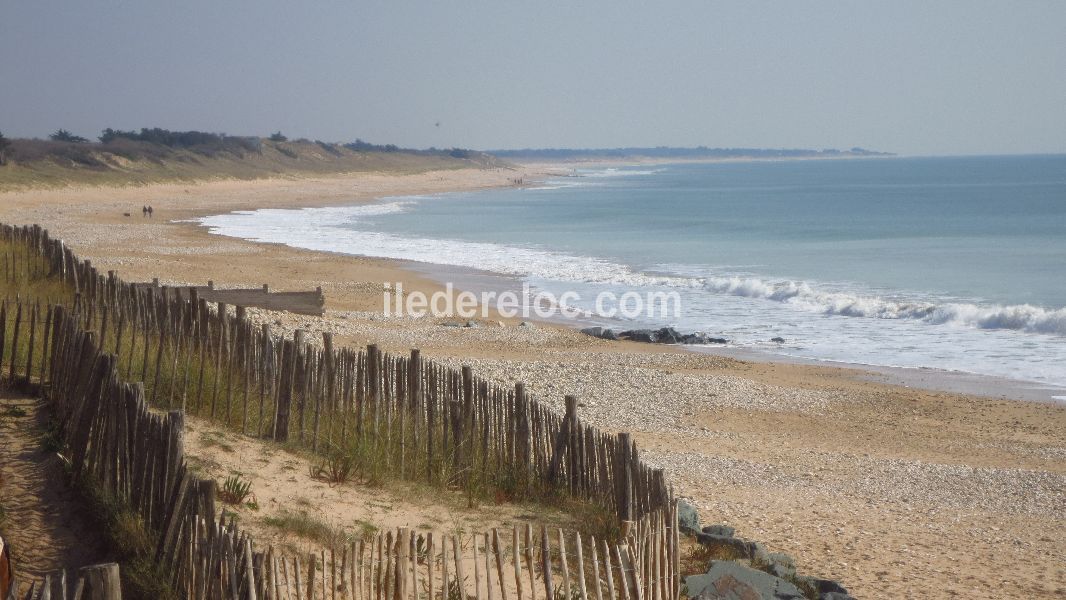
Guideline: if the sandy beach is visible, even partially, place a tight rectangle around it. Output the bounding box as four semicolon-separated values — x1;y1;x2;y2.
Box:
2;168;1064;599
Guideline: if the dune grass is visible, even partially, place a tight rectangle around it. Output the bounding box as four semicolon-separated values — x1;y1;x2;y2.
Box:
0;140;501;191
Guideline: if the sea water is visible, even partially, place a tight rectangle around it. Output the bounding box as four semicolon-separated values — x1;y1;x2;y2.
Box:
200;156;1066;392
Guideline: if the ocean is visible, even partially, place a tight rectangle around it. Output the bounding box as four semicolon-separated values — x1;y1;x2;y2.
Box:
199;156;1066;395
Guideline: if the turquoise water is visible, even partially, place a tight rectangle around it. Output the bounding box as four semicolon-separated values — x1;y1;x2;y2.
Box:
200;156;1066;390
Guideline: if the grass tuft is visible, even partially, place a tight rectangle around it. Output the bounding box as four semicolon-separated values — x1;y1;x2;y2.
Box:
218;473;252;505
262;509;351;547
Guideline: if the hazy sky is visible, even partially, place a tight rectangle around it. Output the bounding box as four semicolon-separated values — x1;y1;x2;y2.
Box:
2;1;1064;155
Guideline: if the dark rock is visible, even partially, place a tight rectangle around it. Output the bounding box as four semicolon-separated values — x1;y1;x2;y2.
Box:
655;327;683;344
766;552;796;579
701;524;736;538
696;533;770;565
812;579;850;595
580;326;618;341
619;329;658;343
682;334;729;344
771;337;786;343
695;533;750;559
677;500;700;535
768;563;795;580
791;577;854;600
749;541;771;565
687;561;806;600
617;328;728;345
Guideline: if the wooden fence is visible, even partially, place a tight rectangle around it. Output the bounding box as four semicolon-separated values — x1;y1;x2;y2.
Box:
0;223;680;600
133;280;325;316
9;563;122;600
1;222;672;524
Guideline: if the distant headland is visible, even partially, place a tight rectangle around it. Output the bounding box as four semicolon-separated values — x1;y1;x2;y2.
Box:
486;146;894;161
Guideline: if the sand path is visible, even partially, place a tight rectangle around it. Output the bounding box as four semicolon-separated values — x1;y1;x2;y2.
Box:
0;392;106;592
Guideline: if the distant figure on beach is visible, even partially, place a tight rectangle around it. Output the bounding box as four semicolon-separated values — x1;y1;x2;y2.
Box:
147;205;154;218
142;205;148;217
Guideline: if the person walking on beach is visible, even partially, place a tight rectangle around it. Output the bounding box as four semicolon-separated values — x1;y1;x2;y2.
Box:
142;205;148;217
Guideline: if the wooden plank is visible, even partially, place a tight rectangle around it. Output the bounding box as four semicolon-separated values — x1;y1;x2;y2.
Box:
357;540;365;600
408;533;418;600
426;534;435;600
539;526;552;600
258;324;272;438
0;303;6;388
606;544;623;600
395;529;409;600
8;301;22;385
24;302;38;385
558;529;571;600
547;396;578;491
275;339;295;442
472;534;483;600
491;529;508;600
450;535;466;600
524;524;536;600
80;563;122;600
155;470;192;565
512;526;524;600
441;535;450;600
483;533;494;600
590;538;604;600
574;533;589;600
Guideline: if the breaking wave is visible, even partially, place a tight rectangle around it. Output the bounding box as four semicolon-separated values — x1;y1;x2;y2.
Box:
199;201;1066;337
696;275;1066;335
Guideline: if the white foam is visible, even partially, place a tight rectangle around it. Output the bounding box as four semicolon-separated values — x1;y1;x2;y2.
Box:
579;167;663;178
200;201;1066;388
200;202;1066;337
697;274;1066;335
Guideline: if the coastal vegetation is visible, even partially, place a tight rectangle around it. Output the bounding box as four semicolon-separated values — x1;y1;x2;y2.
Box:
0;131;10;166
48;129;89;143
0;128;503;189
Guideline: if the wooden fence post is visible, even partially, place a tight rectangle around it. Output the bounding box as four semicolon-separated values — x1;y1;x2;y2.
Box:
275;339;295;442
619;433;634;522
395;528;409;600
548;396;578;490
199;479;217;523
7;301;22;385
80;562;122;600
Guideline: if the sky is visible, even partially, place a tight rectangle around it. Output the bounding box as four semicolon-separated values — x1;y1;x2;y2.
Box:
1;1;1064;155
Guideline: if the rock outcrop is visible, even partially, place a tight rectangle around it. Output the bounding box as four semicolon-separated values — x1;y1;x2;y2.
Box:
681;501;856;600
581;326;727;345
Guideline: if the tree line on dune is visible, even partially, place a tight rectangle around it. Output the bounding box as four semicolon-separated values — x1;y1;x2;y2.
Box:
0;127;479;167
